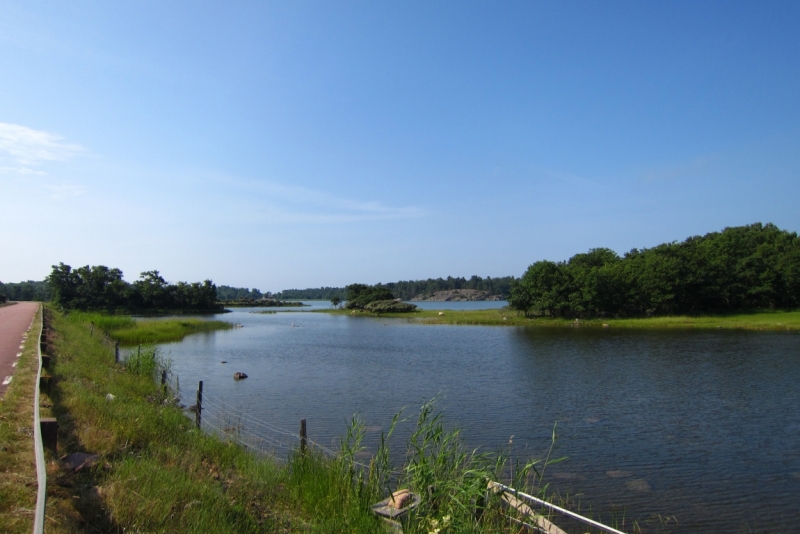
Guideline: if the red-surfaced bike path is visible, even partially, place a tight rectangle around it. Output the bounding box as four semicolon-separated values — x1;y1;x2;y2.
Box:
0;302;39;397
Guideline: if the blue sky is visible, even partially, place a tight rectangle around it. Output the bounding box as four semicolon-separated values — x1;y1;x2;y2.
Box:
1;1;798;292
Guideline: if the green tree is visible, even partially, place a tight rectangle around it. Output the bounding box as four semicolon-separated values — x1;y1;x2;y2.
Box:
345;283;395;309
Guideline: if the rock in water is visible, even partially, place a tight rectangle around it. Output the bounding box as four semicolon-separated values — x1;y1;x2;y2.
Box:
233;372;248;380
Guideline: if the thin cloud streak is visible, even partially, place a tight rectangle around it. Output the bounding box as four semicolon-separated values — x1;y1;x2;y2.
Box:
0;122;85;170
0;166;47;175
206;173;425;224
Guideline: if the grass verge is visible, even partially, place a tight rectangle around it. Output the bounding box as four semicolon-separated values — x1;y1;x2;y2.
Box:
0;305;40;534
319;308;800;330
66;311;235;345
39;307;312;533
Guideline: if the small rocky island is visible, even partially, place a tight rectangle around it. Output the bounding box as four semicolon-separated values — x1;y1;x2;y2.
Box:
410;289;504;302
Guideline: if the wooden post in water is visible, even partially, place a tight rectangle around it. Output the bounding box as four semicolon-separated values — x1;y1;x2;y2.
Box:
115;342;120;363
300;419;307;455
196;381;203;428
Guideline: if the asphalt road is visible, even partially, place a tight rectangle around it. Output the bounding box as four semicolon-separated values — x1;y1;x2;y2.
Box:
0;302;39;397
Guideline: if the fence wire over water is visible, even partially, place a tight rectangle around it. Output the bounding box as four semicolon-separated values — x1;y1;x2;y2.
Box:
198;390;380;476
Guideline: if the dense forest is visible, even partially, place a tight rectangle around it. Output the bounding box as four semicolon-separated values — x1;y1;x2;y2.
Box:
509;223;800;318
0;280;52;302
277;275;516;301
47;263;221;312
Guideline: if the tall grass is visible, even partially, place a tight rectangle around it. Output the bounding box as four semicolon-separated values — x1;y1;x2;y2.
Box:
285;400;566;534
66;310;136;331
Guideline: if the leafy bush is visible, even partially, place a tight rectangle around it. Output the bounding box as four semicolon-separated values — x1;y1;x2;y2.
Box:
364;300;417;313
344;284;395;309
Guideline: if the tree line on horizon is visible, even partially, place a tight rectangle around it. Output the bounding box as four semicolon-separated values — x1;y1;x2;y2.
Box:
46;263;221;312
0;280;51;302
216;285;265;300
276;275;516;301
509;223;800;318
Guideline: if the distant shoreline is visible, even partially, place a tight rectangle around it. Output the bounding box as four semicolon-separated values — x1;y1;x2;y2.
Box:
318;308;800;331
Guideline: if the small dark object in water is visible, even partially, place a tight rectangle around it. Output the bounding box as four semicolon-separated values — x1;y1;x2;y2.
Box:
234;372;248;380
220;361;227;364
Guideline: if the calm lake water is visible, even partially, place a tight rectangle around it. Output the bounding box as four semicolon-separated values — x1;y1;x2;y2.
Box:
153;306;800;533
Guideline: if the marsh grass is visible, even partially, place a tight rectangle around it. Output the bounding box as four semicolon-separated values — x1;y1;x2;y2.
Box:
321;307;800;330
67;311;234;345
0;305;40;534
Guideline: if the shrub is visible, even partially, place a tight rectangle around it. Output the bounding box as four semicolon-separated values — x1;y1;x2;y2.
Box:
364;300;417;313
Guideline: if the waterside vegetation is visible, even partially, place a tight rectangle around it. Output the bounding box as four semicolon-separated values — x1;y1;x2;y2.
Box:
321;307;800;331
27;307;573;533
66;311;234;345
510;223;800;318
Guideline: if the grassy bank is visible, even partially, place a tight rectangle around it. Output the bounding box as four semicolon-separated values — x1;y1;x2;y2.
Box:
0;305;40;534
319;307;800;330
38;307;326;532
25;307;577;533
66;311;235;345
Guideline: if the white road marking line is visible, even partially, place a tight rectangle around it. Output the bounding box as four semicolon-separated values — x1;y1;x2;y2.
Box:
19;344;25;349
16;352;22;358
12;362;17;367
2;376;12;385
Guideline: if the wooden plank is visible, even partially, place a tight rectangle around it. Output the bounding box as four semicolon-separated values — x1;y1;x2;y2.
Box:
488;481;567;534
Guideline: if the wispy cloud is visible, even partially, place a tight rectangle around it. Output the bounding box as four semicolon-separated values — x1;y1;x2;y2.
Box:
0;122;85;174
209;173;424;224
0;166;46;176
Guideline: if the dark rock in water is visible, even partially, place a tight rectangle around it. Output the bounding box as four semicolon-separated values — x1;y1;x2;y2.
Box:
220;361;227;364
234;372;248;380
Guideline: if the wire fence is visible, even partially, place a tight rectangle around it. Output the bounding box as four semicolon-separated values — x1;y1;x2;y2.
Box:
196;388;375;470
190;383;626;533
